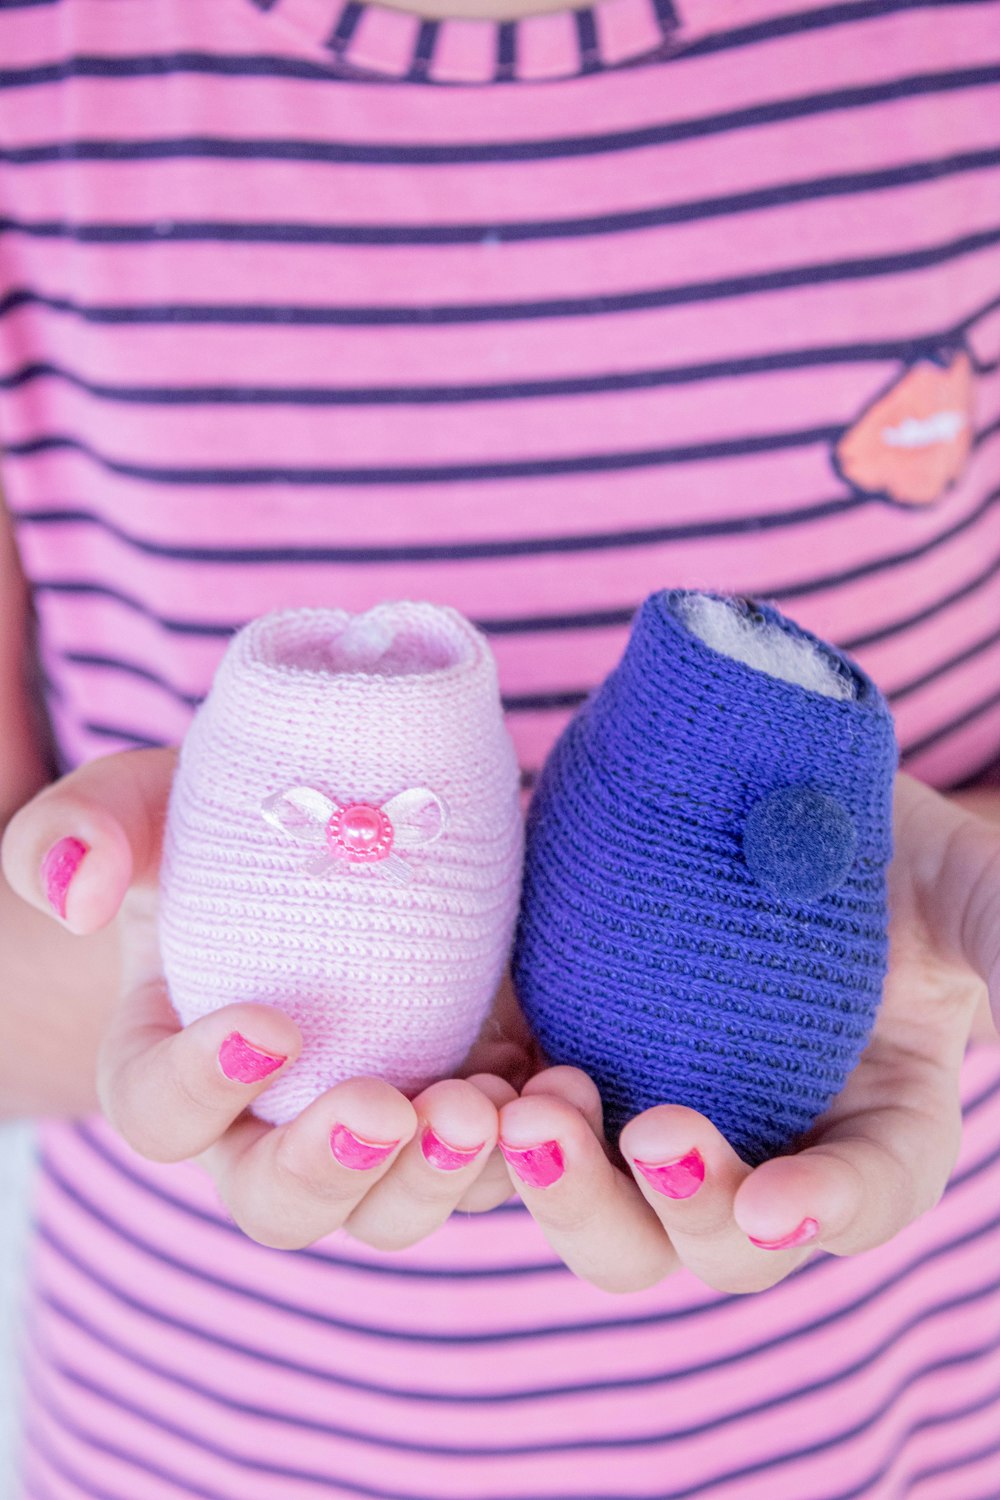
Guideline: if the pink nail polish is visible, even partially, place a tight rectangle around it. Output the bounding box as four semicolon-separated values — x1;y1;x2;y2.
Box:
40;837;88;919
748;1217;820;1251
218;1032;286;1084
330;1123;399;1172
498;1138;565;1189
420;1127;485;1173
632;1148;705;1200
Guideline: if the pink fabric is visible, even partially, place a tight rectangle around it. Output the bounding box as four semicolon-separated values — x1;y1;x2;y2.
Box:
161;605;523;1123
1;0;999;1494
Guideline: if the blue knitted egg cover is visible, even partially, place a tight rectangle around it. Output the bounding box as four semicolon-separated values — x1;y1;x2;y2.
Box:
513;590;899;1166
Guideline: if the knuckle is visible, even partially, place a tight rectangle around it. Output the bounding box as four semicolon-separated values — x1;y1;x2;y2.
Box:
167;1051;227;1120
582;1263;672;1295
106;1103;190;1164
347;1222;426;1253
272;1133;334;1199
228;1204;315;1251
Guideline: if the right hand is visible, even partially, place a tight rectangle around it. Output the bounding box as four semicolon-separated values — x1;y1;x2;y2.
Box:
1;748;521;1250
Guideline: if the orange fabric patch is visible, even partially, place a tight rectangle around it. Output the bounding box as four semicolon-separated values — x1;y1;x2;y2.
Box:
834;351;974;506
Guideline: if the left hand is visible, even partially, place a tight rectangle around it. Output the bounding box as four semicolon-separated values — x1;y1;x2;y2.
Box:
497;770;1000;1294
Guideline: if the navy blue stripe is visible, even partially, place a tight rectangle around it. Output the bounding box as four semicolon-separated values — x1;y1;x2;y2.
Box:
39;1151;738;1345
79;722;171;748
62;615;1000;726
63;1068;1000;1251
910;1433;1000;1498
27;480;1000;642
326;0;364;52
64;652;202;707
25;1275;1000;1498
574;8;600;72
0;334;980;404
33;1121;1000;1410
4;141;1000;241
71;1119;542;1279
3;221;999;326
494;20;517;82
889;622;1000;701
407;18;440;80
842;552;1000;652
63;651;578;717
12;515;987;644
900;679;1000;760
34;580;238;635
649;0;680;32
74;688;1000;766
1;423;851;483
0;72;997;164
9;493;870;562
0;4;996;98
766;479;1000;608
7;412;998;487
680;0;1000;61
33;1325;1000;1469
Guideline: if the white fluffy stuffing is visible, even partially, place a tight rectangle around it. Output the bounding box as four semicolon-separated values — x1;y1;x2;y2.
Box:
675;593;855;701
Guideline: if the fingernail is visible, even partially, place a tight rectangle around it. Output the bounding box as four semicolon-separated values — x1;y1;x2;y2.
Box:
748;1217;820;1251
632;1148;705;1200
218;1032;286;1084
421;1126;485;1173
40;837;88;919
330;1124;399;1172
498;1138;565;1189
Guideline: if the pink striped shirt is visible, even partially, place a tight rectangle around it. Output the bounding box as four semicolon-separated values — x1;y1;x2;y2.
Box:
2;0;1000;1494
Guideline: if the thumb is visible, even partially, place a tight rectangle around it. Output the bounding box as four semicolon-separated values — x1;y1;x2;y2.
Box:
1;747;178;934
894;769;1000;1008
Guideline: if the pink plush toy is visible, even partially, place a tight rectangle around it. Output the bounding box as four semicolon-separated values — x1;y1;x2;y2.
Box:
159;603;524;1124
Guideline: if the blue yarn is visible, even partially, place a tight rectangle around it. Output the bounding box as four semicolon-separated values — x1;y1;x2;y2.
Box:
743;786;858;902
512;590;899;1166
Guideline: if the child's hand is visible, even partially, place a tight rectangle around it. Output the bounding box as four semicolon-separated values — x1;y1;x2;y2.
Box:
2;748;522;1250
497;771;997;1294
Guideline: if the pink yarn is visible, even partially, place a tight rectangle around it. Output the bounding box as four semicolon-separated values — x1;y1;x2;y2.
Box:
159;603;524;1125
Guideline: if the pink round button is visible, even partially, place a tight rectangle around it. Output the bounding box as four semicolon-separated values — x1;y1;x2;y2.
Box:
326;802;394;864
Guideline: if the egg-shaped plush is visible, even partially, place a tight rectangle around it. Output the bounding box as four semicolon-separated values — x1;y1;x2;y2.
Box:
512;589;898;1166
160;603;524;1125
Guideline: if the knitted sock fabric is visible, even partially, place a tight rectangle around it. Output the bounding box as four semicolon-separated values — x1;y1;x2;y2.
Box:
512;589;898;1166
160;603;523;1125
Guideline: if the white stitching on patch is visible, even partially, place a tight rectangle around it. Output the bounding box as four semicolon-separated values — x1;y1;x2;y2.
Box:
880;409;967;448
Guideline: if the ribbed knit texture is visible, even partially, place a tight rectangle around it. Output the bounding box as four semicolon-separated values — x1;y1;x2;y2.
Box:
513;589;899;1165
160;603;523;1124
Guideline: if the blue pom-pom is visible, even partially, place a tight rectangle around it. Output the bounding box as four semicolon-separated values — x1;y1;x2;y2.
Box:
742;785;857;902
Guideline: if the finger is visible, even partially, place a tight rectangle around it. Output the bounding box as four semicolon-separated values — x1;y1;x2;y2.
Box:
202;1077;418;1250
894;772;1000;1032
0;747;177;933
617;1106;806;1296
733;1030;964;1261
97;979;302;1163
520;1065;605;1141
452;1074;519;1212
343;1077;501;1248
498;1093;677;1293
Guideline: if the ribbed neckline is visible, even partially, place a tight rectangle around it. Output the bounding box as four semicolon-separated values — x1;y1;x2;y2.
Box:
246;0;682;85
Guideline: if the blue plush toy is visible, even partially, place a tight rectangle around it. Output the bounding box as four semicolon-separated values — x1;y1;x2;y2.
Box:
512;588;899;1166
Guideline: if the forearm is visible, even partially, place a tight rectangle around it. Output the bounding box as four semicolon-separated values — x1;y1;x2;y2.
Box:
0;839;120;1118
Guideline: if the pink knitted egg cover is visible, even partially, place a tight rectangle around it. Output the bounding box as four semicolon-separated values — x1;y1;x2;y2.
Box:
159;603;524;1125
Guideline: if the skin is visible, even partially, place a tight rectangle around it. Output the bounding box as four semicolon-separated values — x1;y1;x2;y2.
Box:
1;497;999;1290
5;728;1000;1291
